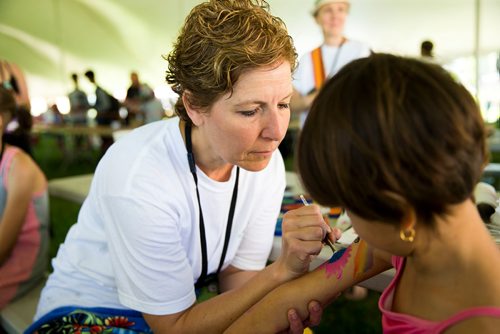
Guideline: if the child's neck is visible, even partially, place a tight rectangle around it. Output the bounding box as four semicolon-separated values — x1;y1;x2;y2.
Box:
397;200;500;314
409;200;493;272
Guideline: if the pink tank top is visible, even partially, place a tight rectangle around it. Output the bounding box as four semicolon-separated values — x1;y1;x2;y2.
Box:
379;256;500;333
0;146;49;309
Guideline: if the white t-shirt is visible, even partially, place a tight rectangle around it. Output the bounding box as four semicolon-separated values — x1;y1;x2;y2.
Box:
293;40;371;127
35;117;285;317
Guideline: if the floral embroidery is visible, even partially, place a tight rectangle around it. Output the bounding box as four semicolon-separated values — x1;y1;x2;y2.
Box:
35;310;151;334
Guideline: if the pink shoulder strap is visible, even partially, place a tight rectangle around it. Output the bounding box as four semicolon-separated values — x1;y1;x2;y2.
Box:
0;146;20;187
436;307;500;331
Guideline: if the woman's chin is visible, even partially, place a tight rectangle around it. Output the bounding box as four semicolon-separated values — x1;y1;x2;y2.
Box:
237;158;272;172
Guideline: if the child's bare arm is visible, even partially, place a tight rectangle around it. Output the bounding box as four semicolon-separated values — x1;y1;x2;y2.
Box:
225;239;392;334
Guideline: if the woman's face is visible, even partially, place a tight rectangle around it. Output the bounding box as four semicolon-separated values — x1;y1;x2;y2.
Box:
195;61;292;172
315;2;349;38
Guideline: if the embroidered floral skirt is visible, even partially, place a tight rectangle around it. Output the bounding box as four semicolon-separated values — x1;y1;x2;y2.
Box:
25;306;153;334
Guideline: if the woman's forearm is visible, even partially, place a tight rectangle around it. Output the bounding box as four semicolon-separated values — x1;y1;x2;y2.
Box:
144;261;298;333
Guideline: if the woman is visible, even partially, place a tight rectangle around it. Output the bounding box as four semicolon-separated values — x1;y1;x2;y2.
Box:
226;54;500;333
28;1;338;333
0;86;49;309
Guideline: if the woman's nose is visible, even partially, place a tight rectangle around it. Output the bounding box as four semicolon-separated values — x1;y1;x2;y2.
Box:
261;109;288;141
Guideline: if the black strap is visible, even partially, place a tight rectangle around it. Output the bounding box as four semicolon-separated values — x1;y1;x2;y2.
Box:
307;39;347;95
184;123;239;289
326;38;346;80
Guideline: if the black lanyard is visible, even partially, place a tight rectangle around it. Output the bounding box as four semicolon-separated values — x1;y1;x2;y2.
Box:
184;123;239;289
326;38;346;80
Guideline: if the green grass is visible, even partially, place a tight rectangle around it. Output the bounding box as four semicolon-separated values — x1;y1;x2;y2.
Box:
32;134;101;261
32;132;382;333
316;291;382;333
47;197;80;261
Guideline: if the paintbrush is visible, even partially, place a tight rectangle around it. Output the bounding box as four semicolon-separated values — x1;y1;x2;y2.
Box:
299;194;337;253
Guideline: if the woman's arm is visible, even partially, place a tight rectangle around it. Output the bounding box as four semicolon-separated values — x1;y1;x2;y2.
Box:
225;239;392;334
143;204;335;334
0;151;40;264
143;260;309;333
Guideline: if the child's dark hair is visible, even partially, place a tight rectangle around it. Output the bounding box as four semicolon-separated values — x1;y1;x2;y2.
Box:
298;53;487;226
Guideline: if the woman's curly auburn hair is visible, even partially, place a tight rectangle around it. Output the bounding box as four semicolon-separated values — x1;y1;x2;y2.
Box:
165;0;297;124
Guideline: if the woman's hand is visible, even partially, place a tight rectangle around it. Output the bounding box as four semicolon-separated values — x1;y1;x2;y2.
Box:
277;204;341;280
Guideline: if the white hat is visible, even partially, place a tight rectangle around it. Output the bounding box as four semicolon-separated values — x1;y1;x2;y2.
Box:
313;0;351;15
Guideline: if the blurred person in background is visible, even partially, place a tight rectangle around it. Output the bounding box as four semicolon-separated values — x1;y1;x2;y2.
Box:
42;103;66;153
0;60;30;109
124;71;145;125
419;39;444;65
290;0;370;300
84;69;119;156
68;73;90;150
291;0;370;128
0;86;49;311
140;87;165;124
420;40;434;59
124;71;165;126
0;60;33;156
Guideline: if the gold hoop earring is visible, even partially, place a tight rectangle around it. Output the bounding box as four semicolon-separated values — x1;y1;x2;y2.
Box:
400;228;415;242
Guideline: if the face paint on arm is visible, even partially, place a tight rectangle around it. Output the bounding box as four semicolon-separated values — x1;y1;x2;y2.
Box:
353;239;373;279
319;247;352;279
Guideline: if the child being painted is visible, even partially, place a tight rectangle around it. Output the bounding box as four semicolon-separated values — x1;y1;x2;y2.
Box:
226;53;500;333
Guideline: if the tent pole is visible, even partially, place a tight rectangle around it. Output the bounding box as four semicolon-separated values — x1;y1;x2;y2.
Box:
474;0;481;100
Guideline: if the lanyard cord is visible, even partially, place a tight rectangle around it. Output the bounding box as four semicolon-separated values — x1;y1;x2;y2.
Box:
185;123;240;288
326;38;346;80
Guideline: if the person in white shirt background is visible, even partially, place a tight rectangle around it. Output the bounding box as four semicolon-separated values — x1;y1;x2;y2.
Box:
291;0;371;300
291;0;371;128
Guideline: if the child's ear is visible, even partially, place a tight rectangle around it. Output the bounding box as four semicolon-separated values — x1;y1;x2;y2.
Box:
400;206;417;231
398;204;417;243
182;90;206;127
381;190;417;241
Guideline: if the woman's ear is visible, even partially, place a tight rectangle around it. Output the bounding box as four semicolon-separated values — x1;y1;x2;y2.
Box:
182;90;204;127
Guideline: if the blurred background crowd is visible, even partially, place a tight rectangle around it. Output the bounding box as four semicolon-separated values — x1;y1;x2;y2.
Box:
0;0;498;126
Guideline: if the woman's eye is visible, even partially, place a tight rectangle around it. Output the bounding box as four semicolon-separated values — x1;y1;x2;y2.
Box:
278;103;290;110
240;110;257;117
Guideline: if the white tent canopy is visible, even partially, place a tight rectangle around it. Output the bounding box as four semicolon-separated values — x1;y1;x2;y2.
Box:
1;0;499;111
